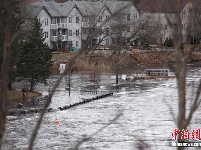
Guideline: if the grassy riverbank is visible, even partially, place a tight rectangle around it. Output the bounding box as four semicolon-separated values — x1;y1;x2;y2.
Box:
51;50;201;73
6;90;42;102
52;51;75;61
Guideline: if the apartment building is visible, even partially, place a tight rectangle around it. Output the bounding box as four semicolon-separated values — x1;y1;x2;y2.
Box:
180;0;201;43
28;0;198;51
30;1;139;51
136;0;201;44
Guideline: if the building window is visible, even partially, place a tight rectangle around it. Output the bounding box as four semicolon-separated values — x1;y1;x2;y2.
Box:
83;28;87;34
127;14;130;21
68;41;73;47
98;15;102;22
76;41;79;47
127;26;130;32
69;17;72;23
76;30;79;36
134;13;138;21
133;25;137;31
69;30;72;36
165;25;167;30
45;18;48;25
76;16;79;23
82;16;87;22
182;11;186;19
105;28;109;36
57;18;61;24
44;32;48;38
182;24;186;30
52;30;56;36
106;15;110;22
106;38;110;45
51;18;56;24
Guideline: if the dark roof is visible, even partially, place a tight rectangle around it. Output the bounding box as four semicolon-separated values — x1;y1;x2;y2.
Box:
25;5;44;18
32;1;63;17
31;1;134;17
136;0;188;13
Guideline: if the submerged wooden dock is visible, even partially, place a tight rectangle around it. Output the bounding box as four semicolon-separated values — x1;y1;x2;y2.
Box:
125;69;175;81
133;75;175;80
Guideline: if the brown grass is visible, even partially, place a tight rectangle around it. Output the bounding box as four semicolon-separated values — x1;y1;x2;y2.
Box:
52;52;75;61
6;90;42;102
72;55;112;71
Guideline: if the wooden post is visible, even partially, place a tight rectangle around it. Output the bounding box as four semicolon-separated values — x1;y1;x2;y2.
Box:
69;69;70;97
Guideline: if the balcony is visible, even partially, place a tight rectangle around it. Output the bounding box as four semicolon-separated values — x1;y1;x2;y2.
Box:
57;23;67;29
50;24;58;30
61;35;68;41
51;36;58;42
51;23;68;29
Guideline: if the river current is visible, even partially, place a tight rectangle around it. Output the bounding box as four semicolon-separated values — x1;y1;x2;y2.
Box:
2;63;201;150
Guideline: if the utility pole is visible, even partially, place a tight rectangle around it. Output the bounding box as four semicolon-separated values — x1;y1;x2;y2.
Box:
68;69;70;97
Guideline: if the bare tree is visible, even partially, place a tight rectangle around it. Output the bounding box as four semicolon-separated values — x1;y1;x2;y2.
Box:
168;1;201;150
3;1;201;150
137;14;165;45
108;7;165;85
0;0;13;149
28;3;132;149
190;0;201;50
80;2;113;53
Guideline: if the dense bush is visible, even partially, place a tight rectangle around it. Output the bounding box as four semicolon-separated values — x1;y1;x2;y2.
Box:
164;38;174;47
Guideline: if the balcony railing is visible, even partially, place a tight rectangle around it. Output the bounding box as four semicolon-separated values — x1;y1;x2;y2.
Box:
51;23;68;29
50;24;58;30
59;23;67;29
51;36;58;41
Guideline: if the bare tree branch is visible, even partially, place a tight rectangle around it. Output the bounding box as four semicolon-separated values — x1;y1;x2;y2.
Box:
72;112;123;150
186;80;201;128
28;3;131;149
162;99;177;124
28;37;92;150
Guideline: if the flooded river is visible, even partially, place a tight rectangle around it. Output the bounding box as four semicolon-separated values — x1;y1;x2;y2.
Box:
2;63;201;150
